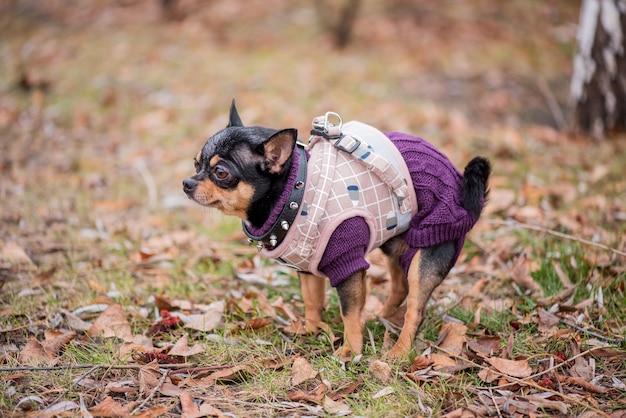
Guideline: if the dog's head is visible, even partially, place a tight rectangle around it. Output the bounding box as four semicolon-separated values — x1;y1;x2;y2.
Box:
183;100;297;226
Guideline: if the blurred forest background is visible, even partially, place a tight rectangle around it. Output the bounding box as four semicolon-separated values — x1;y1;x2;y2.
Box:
1;1;625;417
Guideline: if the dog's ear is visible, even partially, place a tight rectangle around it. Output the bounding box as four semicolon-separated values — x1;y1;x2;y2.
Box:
227;99;244;127
262;128;297;175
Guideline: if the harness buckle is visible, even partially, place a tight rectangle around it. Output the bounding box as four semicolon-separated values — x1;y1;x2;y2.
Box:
333;135;361;154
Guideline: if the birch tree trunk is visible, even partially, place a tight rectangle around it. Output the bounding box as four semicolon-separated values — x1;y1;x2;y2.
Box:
571;0;626;138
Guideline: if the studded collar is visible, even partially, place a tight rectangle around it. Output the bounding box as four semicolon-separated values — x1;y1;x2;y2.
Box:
242;144;307;250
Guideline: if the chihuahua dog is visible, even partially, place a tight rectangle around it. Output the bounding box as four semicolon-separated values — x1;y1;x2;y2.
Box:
183;100;490;360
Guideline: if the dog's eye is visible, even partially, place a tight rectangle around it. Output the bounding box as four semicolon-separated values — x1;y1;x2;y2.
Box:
193;158;200;172
213;166;229;180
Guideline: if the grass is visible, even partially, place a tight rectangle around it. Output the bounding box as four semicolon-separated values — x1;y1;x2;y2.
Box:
1;1;626;416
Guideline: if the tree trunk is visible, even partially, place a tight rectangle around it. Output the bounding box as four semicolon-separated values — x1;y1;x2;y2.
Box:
571;0;626;138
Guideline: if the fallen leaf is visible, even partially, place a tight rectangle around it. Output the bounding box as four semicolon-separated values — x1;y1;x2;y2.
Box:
437;321;467;356
372;386;394;399
0;240;35;269
410;355;434;371
18;337;57;367
133;404;175;418
291;357;318;386
202;365;254;383
323;396;352;415
61;309;92;331
288;384;327;404
477;367;500;383
38;400;80;416
537;309;560;336
510;252;542;294
138;361;163;396
89;396;136;417
159;381;185;397
468;337;501;357
179;390;222;418
485;357;532;378
430;353;457;370
87;304;134;343
271;296;299;322
185;300;225;332
242;317;273;330
42;330;76;356
168;334;205;357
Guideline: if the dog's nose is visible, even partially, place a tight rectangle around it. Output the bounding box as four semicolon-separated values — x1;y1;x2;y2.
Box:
183;178;197;194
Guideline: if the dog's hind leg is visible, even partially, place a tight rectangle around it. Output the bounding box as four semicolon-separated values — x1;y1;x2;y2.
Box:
335;270;367;361
299;272;326;334
379;237;409;319
386;240;456;360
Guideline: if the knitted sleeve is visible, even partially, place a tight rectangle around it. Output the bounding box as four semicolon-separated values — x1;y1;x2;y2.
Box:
317;217;370;287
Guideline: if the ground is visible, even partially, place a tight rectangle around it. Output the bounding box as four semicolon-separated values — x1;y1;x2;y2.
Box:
0;1;625;417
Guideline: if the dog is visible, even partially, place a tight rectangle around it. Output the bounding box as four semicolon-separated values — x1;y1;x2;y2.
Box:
183;100;490;360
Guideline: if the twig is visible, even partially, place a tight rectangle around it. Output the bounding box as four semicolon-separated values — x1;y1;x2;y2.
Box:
170;364;237;375
0;363;195;372
487;388;503;418
49;365;99;406
131;368;169;415
483;218;626;258
556;374;608;394
560;319;625;344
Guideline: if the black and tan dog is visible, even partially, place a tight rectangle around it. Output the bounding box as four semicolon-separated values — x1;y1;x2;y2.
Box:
183;101;490;360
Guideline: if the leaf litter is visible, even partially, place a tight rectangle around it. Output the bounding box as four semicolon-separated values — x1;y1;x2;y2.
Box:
1;1;626;417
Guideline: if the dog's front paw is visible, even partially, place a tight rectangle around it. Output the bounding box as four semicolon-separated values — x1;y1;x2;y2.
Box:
304;319;320;335
334;345;358;363
384;341;411;362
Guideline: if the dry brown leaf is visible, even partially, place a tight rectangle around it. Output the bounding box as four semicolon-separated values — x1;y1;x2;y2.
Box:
510;252;542;294
431;353;457;370
323;396;352;415
87;304;134;343
287;384;327;404
410;355;434;371
168;334;205;357
159;381;185;397
88;396;136;417
133;404;175;418
477;367;500;383
243;317;273;330
271;296;299;322
42;329;76;356
18;337;57;367
467;337;501;357
185;300;225;332
202;365;254;383
438;321;467;356
138;361;163;396
0;240;35;269
180;390;223;418
291;357;318;386
485;357;532;378
537;309;560;336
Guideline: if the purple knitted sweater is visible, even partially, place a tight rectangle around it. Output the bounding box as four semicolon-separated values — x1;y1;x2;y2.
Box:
249;132;480;287
319;132;480;286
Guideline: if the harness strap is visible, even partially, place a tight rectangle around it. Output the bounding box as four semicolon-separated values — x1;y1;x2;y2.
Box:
310;112;413;214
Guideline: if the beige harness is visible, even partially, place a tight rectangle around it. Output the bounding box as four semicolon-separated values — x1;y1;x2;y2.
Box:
262;113;417;275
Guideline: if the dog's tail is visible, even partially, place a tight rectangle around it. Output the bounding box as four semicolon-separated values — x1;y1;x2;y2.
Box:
462;156;491;218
